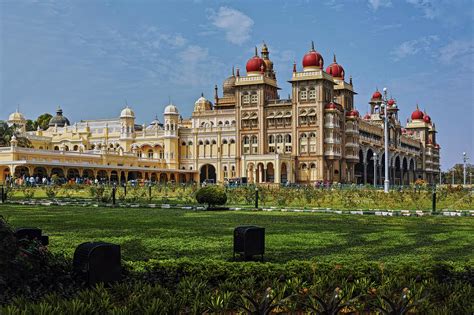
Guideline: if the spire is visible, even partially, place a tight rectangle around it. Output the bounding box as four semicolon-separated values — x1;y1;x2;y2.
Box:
333;53;337;63
293;60;297;73
311;40;315;51
349;75;353;85
254;46;258;56
232;66;235;76
236;67;240;77
201;92;204;97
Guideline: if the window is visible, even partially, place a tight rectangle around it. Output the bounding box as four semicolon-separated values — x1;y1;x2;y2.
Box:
223;166;228;178
231;165;236;177
250;94;258;103
276;135;283;143
243;94;250;104
251;136;258;144
269;135;274;144
285;134;292;143
285;145;292;153
300;90;307;100
309;88;316;100
148;149;154;159
243;136;249;144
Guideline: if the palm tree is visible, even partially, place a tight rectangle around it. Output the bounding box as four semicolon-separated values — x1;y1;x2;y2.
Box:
0;121;32;148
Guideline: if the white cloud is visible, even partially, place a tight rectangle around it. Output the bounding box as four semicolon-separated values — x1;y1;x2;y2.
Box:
367;0;392;10
438;40;474;64
208;7;254;45
405;0;439;19
391;35;439;61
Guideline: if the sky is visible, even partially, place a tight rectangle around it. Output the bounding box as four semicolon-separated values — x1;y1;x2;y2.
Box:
0;0;473;170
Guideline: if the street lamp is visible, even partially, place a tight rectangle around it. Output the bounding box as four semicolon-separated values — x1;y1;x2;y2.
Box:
451;167;455;185
377;87;391;193
463;152;469;185
373;152;378;188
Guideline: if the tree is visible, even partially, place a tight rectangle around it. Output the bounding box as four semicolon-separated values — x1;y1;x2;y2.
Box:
195;185;227;209
0;121;32;148
35;113;52;130
25;119;36;131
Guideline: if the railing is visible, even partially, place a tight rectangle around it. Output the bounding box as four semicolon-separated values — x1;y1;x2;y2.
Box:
292;70;322;78
324;138;341;144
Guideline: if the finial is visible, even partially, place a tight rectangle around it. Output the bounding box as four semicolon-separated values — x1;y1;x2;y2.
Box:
333;53;336;63
293;61;297;73
232;66;235;76
201;92;204;97
236;67;240;77
311;40;315;51
16;104;20;113
254;46;258;56
349;75;353;85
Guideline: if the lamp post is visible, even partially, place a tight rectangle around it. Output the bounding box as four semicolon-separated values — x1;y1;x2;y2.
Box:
378;87;391;193
463;152;469;185
451;168;455;185
373;152;378;188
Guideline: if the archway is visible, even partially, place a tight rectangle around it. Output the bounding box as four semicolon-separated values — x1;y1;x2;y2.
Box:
51;168;64;178
14;166;30;178
110;170;119;183
151;173;157;182
367;149;375;185
179;173;186;184
354;149;364;184
83;169;94;179
402;157;409;185
33;167;47;178
266;163;275;183
159;173;168;183
256;163;265;183
2;167;11;183
394;156;401;185
280;163;288;183
66;168;80;180
200;164;216;184
97;170;108;182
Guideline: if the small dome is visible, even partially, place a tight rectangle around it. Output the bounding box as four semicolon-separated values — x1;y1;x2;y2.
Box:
223;73;236;97
325;102;338;110
194;94;212;112
411;106;424;121
49;107;70;127
147;116;163;130
387;99;395;106
164;103;179;114
363;113;371;120
120;106;135;118
325;54;344;79
8;110;25;122
346;109;359;118
372;90;382;100
302;41;324;70
423;113;431;123
246;47;266;74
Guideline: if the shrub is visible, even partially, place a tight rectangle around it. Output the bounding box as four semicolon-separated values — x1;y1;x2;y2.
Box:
43;186;58;199
195;185;227;208
20;187;35;199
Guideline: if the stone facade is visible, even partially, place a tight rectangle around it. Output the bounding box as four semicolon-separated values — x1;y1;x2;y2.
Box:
0;43;441;185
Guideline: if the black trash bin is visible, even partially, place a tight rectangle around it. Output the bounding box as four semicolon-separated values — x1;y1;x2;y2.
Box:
233;225;265;261
73;242;121;285
15;228;49;246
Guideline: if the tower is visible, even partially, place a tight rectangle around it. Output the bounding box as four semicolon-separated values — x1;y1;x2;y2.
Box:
119;106;136;150
163;103;180;169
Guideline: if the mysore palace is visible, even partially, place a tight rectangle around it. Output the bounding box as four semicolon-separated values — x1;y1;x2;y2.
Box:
0;42;441;185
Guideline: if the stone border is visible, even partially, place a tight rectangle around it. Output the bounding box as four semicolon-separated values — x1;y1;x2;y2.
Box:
4;199;474;217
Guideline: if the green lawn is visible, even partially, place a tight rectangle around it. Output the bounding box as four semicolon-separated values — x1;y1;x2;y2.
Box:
2;205;473;264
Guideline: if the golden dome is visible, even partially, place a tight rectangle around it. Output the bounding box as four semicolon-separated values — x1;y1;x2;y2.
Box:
8;110;25;122
194;94;212;112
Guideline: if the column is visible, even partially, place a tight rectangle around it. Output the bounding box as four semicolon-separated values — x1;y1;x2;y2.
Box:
363;163;368;184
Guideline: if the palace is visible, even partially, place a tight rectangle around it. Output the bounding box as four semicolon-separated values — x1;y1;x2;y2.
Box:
0;43;441;185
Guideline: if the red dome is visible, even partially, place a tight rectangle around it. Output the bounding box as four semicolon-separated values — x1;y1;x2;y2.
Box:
325;55;344;79
411;107;424;120
302;42;324;69
423;114;431;123
387;98;395;106
363;113;371;120
325;102;338;110
346;109;359;117
372;90;382;100
246;55;266;73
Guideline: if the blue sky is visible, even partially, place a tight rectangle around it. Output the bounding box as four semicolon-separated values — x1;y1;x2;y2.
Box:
0;0;472;170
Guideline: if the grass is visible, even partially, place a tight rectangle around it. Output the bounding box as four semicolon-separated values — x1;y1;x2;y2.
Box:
2;204;473;264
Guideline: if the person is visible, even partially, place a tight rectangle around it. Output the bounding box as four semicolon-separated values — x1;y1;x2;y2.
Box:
29;176;35;186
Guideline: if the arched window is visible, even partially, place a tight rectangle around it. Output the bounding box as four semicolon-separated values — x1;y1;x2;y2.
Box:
225;120;229;126
276;135;283;143
251;136;258;144
230;139;235;144
243;136;249;144
54;146;59;151
223;166;228;178
73;145;79;151
211;139;217;145
188;141;193;145
285;134;292;143
222;139;228;144
198;140;204;145
218;121;223;126
181;141;186;146
148;149;154;159
269;135;274;144
205;140;210;145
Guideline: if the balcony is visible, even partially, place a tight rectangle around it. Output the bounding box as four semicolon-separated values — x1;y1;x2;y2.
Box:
324;122;339;129
324;138;341;144
345;142;359;148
